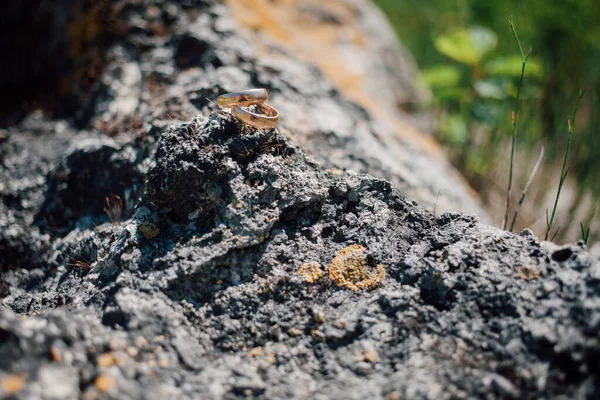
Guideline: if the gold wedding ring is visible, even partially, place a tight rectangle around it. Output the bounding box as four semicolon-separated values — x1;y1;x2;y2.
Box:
217;89;279;130
217;89;268;109
231;103;280;130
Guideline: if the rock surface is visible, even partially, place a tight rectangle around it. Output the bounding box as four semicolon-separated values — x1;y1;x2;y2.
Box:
2;112;600;399
1;0;599;399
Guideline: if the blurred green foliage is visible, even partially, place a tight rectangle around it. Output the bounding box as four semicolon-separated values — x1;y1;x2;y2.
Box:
374;0;600;199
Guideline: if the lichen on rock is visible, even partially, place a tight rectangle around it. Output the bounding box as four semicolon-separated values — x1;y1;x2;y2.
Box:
328;244;386;291
298;261;323;283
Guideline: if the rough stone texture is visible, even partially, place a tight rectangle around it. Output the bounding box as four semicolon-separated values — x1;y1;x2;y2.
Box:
1;0;599;399
222;0;481;218
2;113;600;399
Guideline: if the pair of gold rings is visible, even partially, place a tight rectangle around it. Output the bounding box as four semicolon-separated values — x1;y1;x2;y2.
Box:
217;89;279;130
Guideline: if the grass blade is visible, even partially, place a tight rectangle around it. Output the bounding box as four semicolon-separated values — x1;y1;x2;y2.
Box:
544;90;584;240
503;17;531;231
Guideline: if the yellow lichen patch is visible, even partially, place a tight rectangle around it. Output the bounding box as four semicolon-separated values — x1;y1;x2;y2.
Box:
298;262;323;283
233;199;245;209
328;245;385;291
265;347;276;364
159;358;169;369
287;328;302;337
139;223;160;239
126;347;138;358
96;353;115;368
249;347;263;357
95;374;115;393
1;374;26;395
517;266;540;281
385;392;402;400
356;348;379;364
311;329;326;342
313;310;326;324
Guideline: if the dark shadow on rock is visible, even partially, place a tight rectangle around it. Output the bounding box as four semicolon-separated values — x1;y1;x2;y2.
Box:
34;138;146;236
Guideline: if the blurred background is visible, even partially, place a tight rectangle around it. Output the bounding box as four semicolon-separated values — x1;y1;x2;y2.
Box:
373;0;600;244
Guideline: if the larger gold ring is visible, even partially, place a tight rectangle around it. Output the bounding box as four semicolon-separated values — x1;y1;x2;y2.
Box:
231;103;279;130
217;89;268;109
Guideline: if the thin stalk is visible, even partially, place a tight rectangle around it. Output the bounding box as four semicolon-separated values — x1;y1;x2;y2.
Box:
503;17;531;230
580;222;590;245
509;146;544;232
544;90;584;240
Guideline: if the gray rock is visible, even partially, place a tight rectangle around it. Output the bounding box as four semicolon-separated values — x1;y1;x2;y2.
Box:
1;0;599;399
2;114;599;399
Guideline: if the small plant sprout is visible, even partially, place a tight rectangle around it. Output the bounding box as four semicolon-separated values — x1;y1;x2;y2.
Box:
103;193;123;224
503;16;531;231
545;90;585;241
67;254;92;271
580;222;591;245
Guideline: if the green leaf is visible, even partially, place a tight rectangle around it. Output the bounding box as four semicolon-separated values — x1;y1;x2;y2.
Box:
435;26;497;65
420;65;462;88
434;87;468;102
484;56;544;79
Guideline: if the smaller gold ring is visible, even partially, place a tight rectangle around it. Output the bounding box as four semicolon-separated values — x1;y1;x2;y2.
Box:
217;89;268;109
231;103;279;130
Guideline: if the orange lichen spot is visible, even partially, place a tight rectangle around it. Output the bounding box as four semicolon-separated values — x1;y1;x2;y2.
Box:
125;347;138;358
517;266;540;281
265;348;276;364
311;329;326;342
287;328;302;337
234;199;245;209
313;310;326;324
328;245;385;291
1;374;26;395
96;353;115;368
50;347;62;362
385;391;402;400
298;262;323;283
139;223;160;239
95;374;115;393
249;347;263;357
356;348;378;363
